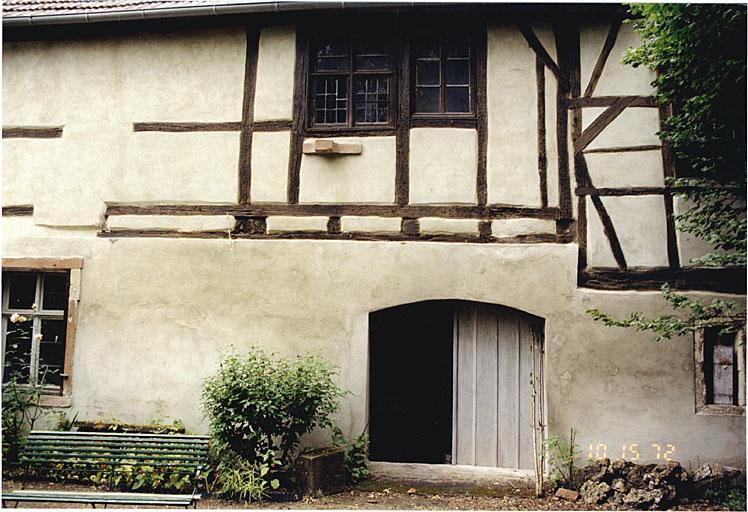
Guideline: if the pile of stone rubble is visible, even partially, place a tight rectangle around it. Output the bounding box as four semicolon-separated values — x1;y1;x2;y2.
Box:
559;458;743;510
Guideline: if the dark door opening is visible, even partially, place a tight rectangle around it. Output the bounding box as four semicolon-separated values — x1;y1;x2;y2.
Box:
368;300;454;464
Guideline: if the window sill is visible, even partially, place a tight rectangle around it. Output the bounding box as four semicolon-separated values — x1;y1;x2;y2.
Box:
696;404;745;416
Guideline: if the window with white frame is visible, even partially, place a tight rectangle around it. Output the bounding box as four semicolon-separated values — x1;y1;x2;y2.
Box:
2;271;69;393
695;326;746;415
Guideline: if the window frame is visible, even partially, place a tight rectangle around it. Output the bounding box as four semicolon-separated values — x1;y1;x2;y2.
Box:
1;258;82;408
694;326;746;416
410;28;478;121
306;28;398;134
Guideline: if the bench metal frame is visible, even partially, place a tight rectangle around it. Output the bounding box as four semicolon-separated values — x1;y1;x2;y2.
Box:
3;430;209;508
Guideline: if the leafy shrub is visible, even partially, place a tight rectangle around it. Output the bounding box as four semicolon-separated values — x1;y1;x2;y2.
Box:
208;445;281;502
332;426;370;484
704;481;747;511
543;428;580;490
201;348;345;465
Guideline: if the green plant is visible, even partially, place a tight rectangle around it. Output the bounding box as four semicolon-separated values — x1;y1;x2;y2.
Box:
331;426;370;484
209;445;281;502
54;411;79;432
704;481;747;511
543;428;580;490
201;348;345;466
2;314;54;465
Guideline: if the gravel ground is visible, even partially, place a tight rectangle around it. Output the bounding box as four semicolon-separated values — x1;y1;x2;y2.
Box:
1;478;730;510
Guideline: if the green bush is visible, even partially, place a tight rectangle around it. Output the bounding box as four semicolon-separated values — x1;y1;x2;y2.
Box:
332;426;370;484
208;445;281;502
201;348;345;466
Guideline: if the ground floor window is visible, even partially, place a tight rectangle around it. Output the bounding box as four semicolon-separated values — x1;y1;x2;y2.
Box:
1;258;82;406
695;327;746;415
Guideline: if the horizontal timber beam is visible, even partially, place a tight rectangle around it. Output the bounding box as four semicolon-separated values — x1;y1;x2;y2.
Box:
133;122;242;132
3;126;63;138
105;203;561;220
575;186;671;197
580;267;746;294
565;96;658;109
99;229;573;245
2;205;33;216
583;145;662;154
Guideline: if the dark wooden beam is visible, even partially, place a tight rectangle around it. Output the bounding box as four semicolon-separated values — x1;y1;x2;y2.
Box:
517;23;562;83
658;103;681;269
565;96;657;108
409;118;476;129
133;122;242;132
579;267;746;294
99;228;573;245
574;96;637;155
2;205;33;216
253;120;293;132
395;36;411;206
583;144;662;154
553;23;573;220
590;194;628;269
476;25;488;206
105;202;561;220
287;31;308;204
536;55;548;208
576;186;669;197
3;126;63;138
583;19;621;98
238;25;260;205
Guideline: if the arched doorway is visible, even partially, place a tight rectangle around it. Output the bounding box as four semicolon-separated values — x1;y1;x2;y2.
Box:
368;300;544;470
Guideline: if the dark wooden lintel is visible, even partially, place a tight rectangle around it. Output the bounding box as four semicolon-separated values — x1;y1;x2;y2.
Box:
410;118;477;129
254;120;293;132
105;202;561;220
3;126;63;138
2;205;34;216
565;96;657;109
579;267;746;294
133;122;242;132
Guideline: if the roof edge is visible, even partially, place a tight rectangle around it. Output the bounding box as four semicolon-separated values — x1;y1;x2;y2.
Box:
3;1;410;28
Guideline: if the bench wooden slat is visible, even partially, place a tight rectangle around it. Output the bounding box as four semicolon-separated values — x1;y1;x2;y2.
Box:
6;490;200;499
30;431;208;440
2;493;199;506
24;449;205;459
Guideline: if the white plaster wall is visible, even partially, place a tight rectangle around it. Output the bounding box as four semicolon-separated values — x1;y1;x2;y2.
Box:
341;217;401;233
266;216;328;232
486;24;541;207
106;215;236;232
253;25;296;122
587;196;669;268
585;151;665;188
580;21;655;97
2;29;246;225
419;218;478;235
250;131;292;203
582;107;661;150
2;233;743;467
2;138;63;206
409;128;477;204
299;137;396;204
492;218;556;237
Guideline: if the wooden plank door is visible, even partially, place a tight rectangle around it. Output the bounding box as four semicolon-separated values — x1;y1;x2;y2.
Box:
452;302;543;469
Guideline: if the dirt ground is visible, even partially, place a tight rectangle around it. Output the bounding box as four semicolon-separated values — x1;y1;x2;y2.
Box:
1;478;731;510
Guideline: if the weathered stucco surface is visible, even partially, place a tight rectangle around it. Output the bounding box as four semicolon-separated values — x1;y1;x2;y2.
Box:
300;137;396;204
1;234;743;467
250;131;292;203
253;25;295;122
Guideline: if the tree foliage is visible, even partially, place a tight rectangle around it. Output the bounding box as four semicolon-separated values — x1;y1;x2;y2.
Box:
588;4;746;338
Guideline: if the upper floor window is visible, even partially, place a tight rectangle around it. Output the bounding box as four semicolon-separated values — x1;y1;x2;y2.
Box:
412;30;475;116
309;32;396;129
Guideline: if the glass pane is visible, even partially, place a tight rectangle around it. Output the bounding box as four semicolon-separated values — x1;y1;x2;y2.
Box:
42;273;67;311
446;59;470;85
7;272;36;310
416;60;440;86
445;39;470;59
415;41;439;59
39;319;66;388
3;318;32;384
446;86;470;113
355;77;390;124
314;76;348;124
355;42;390;71
316;40;349;71
415;87;440;113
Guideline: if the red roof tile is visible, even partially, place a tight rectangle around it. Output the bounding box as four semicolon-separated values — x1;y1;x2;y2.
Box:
3;0;260;18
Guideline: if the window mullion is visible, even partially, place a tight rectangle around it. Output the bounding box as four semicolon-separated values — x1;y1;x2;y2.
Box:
31;275;43;385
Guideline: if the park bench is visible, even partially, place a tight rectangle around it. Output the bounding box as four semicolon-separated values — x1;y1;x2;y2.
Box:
2;430;209;508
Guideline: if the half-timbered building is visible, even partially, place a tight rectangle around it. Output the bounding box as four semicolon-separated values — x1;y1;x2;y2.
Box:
2;1;745;475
